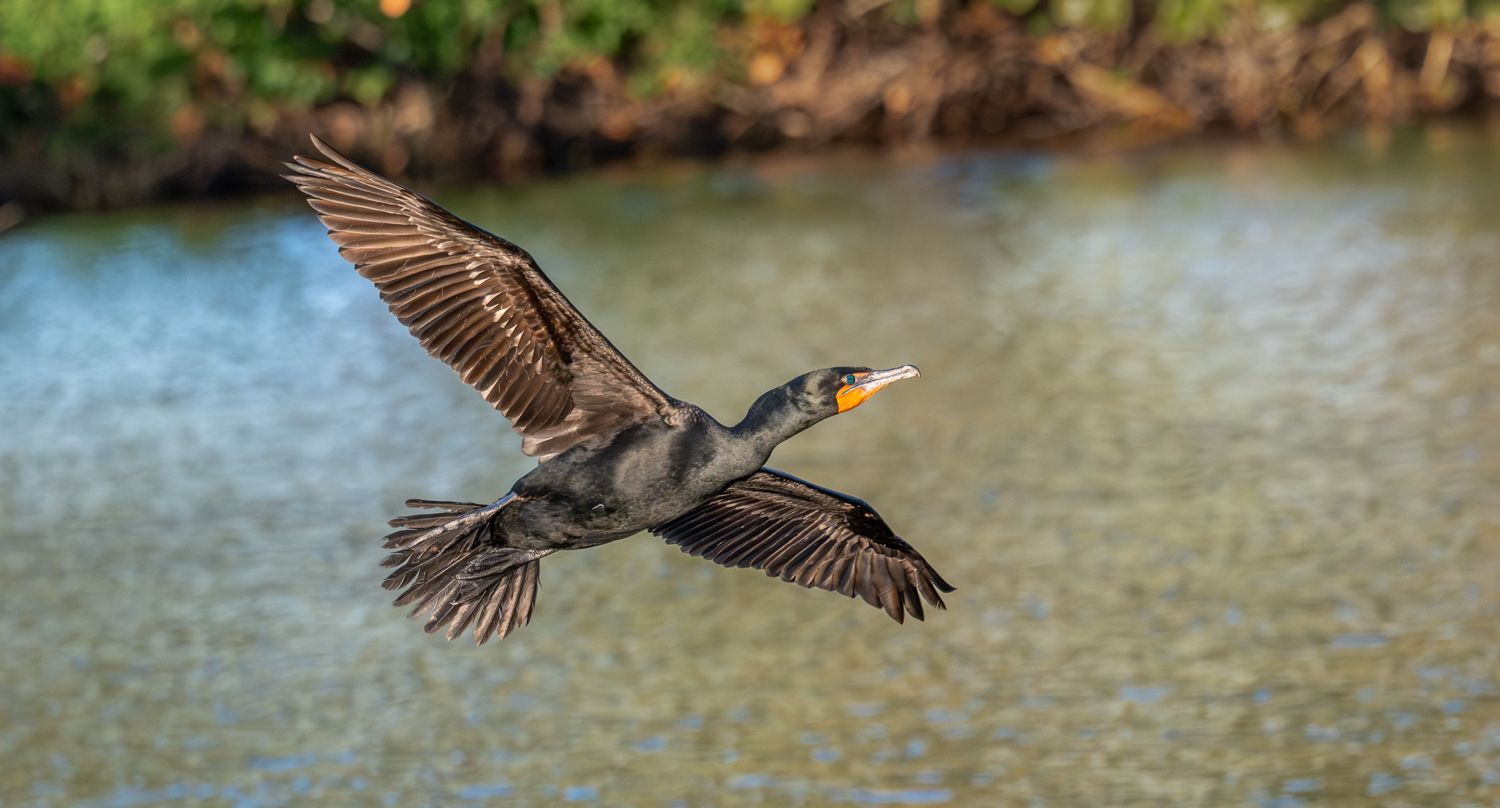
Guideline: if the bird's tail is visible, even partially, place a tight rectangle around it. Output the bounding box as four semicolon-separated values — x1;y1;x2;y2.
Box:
379;496;549;645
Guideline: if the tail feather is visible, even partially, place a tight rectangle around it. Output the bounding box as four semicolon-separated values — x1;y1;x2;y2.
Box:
404;499;487;512
379;496;549;645
492;560;540;641
459;549;542;643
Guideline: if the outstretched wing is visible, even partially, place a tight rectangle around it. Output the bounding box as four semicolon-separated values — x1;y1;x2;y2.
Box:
652;468;955;622
285;136;675;460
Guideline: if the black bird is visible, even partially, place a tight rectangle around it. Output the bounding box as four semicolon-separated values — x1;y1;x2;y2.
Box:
286;137;954;644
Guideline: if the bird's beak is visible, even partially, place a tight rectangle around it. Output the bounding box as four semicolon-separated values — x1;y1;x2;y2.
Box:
836;365;920;413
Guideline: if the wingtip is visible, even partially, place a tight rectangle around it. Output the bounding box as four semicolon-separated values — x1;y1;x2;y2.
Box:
307;133;363;173
281;170;316;189
281;157;332;189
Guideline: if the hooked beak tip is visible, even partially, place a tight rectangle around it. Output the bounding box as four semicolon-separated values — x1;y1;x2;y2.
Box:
862;365;921;389
880;364;919;383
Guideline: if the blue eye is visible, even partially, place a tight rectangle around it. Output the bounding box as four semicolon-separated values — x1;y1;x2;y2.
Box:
844;374;857;385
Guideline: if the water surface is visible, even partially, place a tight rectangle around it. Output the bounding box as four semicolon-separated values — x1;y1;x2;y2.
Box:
4;131;1500;806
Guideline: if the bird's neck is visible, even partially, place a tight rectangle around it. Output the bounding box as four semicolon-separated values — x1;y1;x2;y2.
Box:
730;388;823;459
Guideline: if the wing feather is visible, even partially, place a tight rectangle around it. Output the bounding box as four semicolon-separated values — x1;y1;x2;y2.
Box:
286;136;676;460
652;468;954;623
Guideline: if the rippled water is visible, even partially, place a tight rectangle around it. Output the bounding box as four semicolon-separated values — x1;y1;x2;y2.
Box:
4;129;1500;807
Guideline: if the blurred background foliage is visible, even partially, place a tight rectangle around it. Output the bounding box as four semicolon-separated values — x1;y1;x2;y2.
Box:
0;0;814;152
0;0;1495;209
0;0;1481;152
0;0;753;154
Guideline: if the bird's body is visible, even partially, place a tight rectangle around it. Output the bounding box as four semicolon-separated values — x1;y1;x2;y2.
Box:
505;408;746;550
287;137;953;644
504;383;861;548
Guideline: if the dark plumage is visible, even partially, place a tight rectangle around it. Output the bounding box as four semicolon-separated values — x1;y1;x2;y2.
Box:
286;136;954;644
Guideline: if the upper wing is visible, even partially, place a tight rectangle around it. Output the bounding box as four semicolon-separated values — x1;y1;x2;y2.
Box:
652;468;955;623
285;136;675;460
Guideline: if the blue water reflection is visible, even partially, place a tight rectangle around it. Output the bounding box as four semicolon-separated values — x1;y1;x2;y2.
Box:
4;129;1500;805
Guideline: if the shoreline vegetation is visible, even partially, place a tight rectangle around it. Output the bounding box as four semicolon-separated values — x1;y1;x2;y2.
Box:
2;0;1497;214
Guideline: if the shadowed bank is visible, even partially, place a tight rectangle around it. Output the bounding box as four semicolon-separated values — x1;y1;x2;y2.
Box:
1;0;1497;211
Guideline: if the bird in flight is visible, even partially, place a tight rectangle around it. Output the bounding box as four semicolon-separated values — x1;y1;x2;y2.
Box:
286;137;953;644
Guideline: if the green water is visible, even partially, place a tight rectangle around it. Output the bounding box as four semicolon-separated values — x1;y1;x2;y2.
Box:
3;130;1500;807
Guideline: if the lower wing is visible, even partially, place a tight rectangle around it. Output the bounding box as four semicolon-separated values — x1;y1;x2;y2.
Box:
651;468;954;623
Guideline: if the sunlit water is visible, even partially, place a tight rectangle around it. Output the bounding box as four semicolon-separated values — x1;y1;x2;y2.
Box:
4;129;1500;807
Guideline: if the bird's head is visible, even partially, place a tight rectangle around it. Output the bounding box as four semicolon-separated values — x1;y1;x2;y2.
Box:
738;365;921;449
786;365;922;418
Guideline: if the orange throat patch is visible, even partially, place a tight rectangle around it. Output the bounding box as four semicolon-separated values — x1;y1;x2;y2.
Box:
836;384;876;413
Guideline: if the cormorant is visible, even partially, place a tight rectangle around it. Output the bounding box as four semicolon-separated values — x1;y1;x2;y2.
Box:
286;137;954;644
